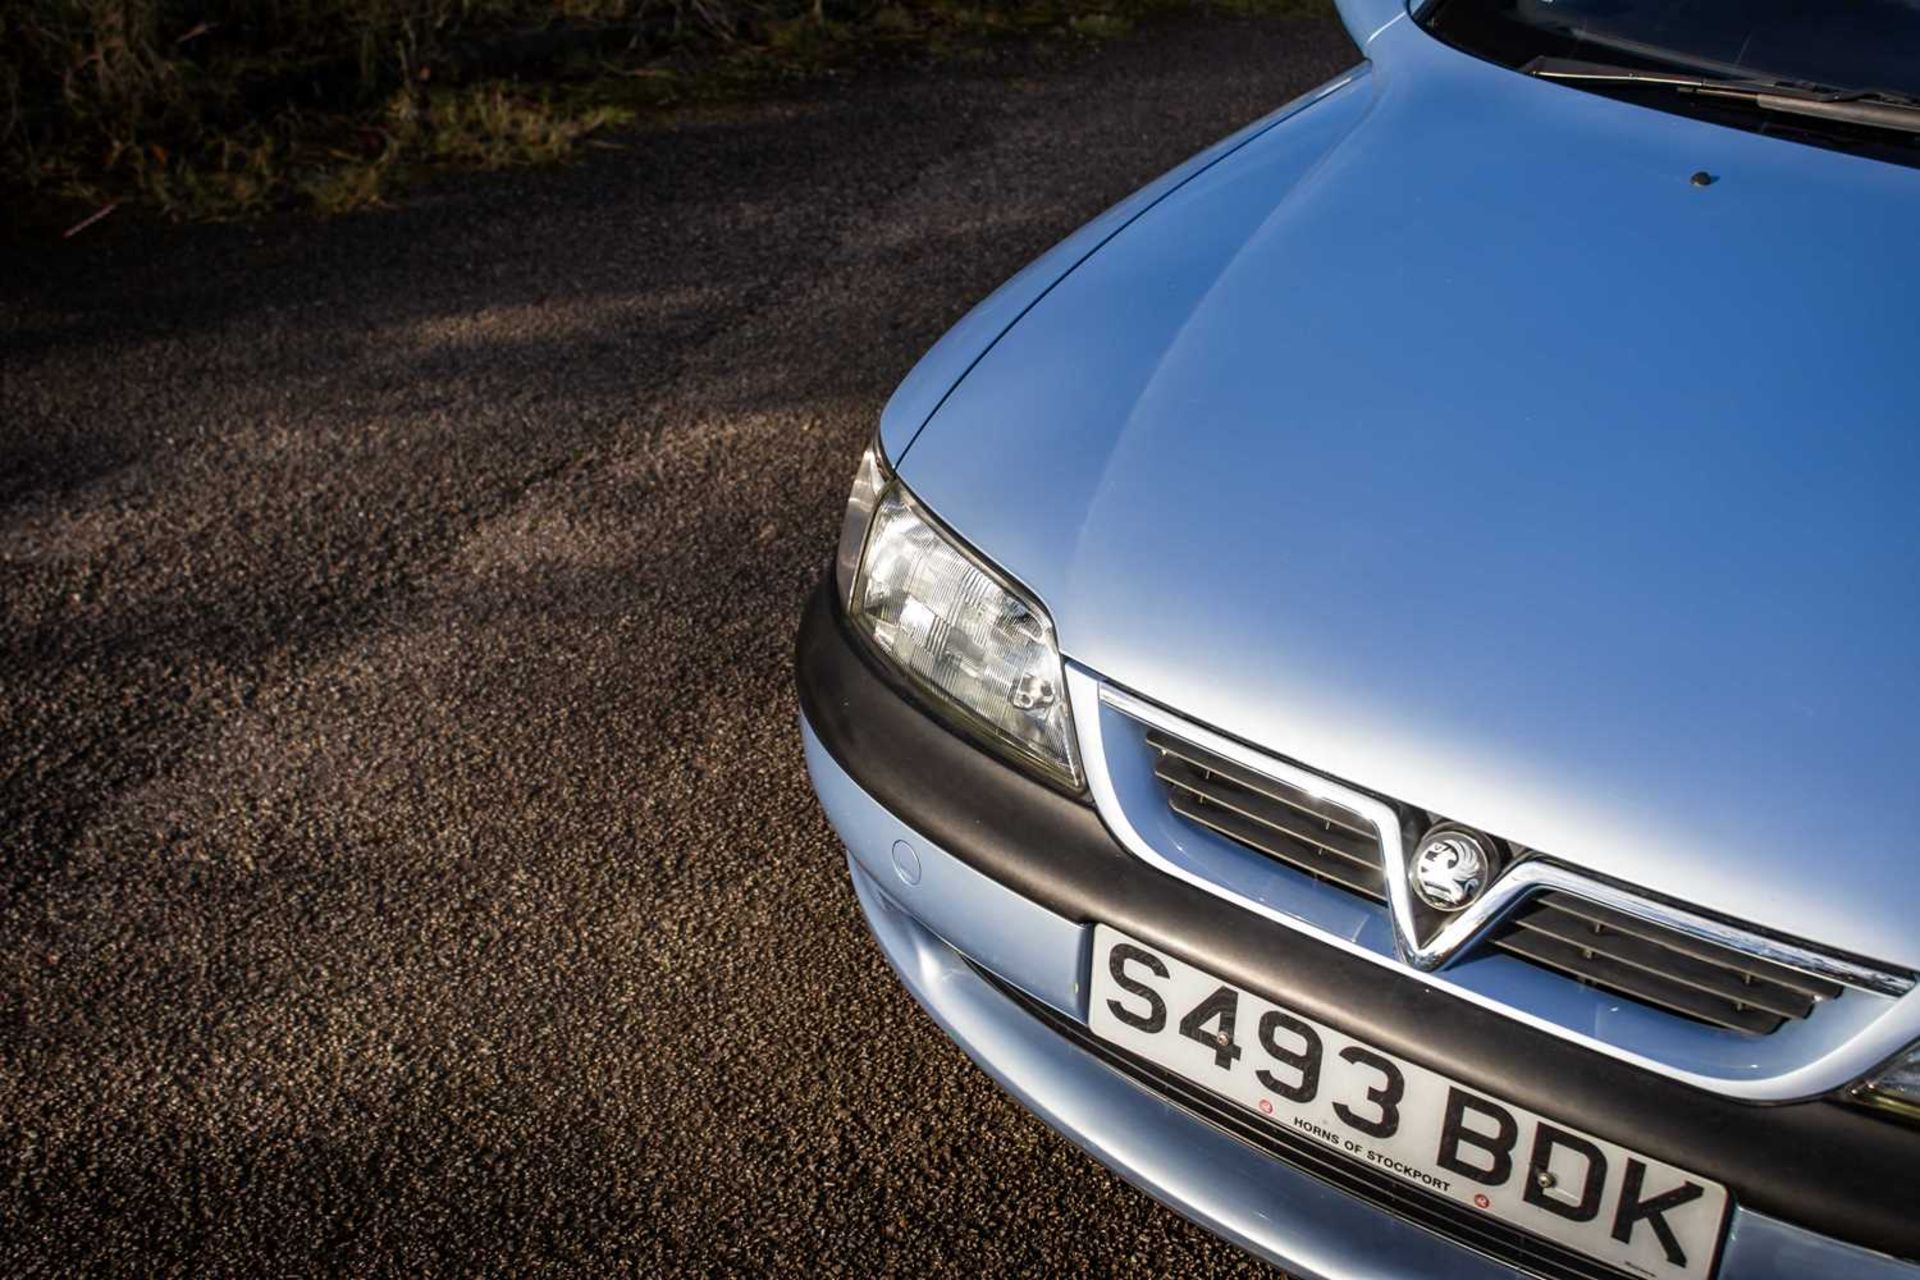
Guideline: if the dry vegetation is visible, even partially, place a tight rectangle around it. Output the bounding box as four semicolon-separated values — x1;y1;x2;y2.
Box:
2;0;1316;227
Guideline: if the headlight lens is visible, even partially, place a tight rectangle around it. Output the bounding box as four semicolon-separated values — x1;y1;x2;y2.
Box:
847;482;1079;789
1853;1043;1920;1124
834;441;889;607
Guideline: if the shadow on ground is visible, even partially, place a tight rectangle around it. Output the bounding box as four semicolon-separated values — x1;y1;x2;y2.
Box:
0;13;1355;1275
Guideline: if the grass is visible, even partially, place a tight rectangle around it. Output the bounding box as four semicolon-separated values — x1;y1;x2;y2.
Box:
296;84;634;215
3;0;1325;231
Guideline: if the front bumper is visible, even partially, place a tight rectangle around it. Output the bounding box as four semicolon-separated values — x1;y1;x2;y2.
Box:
797;582;1918;1277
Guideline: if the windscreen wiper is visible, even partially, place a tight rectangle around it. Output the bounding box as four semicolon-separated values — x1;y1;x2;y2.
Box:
1524;56;1920;136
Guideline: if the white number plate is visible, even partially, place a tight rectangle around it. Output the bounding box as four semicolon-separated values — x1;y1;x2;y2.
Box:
1089;926;1729;1279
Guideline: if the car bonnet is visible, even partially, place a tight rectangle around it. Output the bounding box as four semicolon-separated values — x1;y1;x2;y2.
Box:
890;19;1920;967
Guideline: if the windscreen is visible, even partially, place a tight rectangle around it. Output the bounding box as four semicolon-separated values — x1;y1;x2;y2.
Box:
1427;0;1920;98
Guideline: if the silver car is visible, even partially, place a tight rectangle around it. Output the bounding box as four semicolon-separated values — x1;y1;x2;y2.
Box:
798;0;1920;1273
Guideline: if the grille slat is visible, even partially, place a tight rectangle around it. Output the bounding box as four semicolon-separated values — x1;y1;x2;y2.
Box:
1147;729;1388;901
1492;928;1787;1035
1152;758;1381;870
1168;790;1389;900
1150;733;1376;840
1527;894;1844;1002
1490;890;1845;1036
1506;902;1816;1021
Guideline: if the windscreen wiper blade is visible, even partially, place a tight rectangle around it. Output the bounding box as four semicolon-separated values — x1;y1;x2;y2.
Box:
1524;56;1920;136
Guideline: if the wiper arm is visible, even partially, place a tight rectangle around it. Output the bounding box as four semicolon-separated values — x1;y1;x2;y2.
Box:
1524;56;1920;137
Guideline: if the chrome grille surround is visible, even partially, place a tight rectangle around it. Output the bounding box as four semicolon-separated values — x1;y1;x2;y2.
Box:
1146;727;1854;1035
1071;665;1918;1100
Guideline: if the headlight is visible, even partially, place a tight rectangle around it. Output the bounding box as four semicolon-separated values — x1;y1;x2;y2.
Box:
1852;1043;1920;1124
838;453;1080;790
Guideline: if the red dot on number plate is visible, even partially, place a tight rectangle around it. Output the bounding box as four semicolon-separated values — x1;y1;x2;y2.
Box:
1257;1099;1273;1114
1474;1194;1491;1210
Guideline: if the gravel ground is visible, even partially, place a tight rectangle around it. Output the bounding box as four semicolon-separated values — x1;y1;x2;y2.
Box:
1;14;1355;1275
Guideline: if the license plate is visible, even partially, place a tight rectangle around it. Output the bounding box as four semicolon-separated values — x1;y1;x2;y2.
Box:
1088;926;1729;1279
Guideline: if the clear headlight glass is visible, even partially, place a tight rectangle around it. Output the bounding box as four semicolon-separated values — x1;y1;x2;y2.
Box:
834;441;889;607
1853;1043;1920;1124
848;483;1080;789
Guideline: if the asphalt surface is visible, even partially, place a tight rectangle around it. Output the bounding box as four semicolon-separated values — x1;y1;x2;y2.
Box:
2;13;1356;1275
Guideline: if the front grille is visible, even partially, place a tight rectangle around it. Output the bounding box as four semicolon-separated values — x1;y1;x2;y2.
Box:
1493;892;1843;1035
1147;729;1388;901
1142;723;1858;1037
976;964;1633;1280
